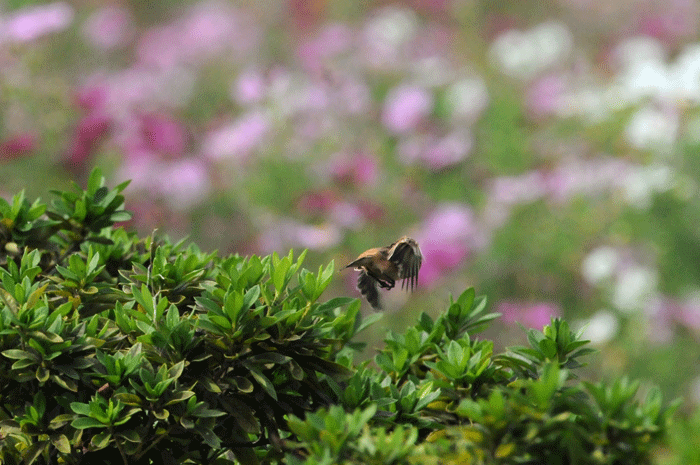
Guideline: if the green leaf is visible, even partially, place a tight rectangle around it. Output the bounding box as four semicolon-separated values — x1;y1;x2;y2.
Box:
195;427;222;449
166;390;196;405
242;285;261;310
36;366;50;383
87;167;104;195
93;186;109;204
52;434;71;454
249;368;278;401
3;349;38;360
109;211;133;222
71;417;106;429
21;441;48;465
91;431;112;450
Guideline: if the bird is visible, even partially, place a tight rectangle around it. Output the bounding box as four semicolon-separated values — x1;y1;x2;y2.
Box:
344;236;422;309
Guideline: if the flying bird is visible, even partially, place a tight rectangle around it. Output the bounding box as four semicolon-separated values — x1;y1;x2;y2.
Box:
345;236;422;309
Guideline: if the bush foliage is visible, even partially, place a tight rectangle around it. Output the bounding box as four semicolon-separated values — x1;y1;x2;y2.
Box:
0;170;680;464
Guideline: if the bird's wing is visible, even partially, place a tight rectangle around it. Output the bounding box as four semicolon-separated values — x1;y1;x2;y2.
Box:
344;248;380;269
388;237;423;291
357;269;381;309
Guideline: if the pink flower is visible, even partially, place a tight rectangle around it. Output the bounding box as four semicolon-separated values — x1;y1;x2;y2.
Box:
398;132;472;170
545;157;632;202
202;112;270;161
418;240;469;286
650;294;700;341
411;0;450;13
3;2;74;43
338;77;370;115
116;154;160;192
635;0;699;43
330;201;365;229
498;301;561;329
297;190;337;217
297;23;353;73
178;4;235;59
288;0;326;30
328;151;378;186
416;204;481;286
117;157;211;209
232;69;267;105
489;171;548;205
136;27;180;69
382;85;433;134
357;200;385;223
81;6;134;50
1;133;36;160
525;74;567;118
140;113;187;157
680;298;700;331
74;85;109;112
179;2;259;62
257;219;341;253
157;158;211;209
65;113;112;168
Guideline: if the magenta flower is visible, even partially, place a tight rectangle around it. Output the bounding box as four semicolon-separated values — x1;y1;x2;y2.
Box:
3;2;74;43
418;239;469;286
382;85;433;134
328;151;378;186
65;113;112;168
0;133;36;160
412;0;450;14
498;301;561;329
74;85;109;112
297;190;337;217
635;0;699;43
357;200;385;223
415;204;481;286
140;113;187;158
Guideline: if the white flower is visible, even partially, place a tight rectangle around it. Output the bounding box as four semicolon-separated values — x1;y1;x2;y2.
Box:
622;164;674;209
445;77;489;121
580;310;619;345
581;246;619;284
625;106;679;151
613;266;658;312
489;21;572;80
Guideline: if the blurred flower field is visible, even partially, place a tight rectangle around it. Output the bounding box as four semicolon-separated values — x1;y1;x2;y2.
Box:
3;0;700;460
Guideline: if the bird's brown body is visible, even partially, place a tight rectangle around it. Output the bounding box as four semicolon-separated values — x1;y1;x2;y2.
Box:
345;236;422;309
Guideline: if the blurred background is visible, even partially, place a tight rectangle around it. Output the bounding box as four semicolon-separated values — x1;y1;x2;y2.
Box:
2;0;700;457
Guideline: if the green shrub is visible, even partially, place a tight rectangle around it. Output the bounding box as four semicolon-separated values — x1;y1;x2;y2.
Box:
0;170;680;464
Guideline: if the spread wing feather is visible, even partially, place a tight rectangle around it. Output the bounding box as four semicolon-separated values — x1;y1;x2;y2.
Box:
388;238;422;291
357;270;381;309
